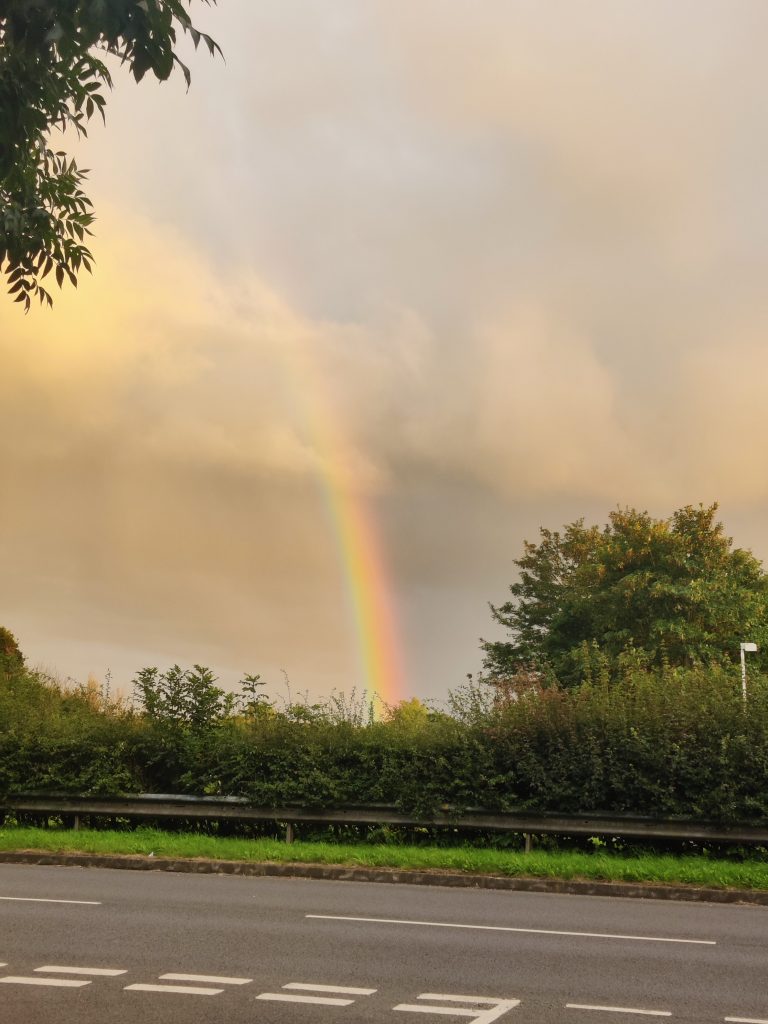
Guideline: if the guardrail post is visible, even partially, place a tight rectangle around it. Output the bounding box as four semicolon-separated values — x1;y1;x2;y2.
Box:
73;814;80;832
285;823;295;844
524;832;533;853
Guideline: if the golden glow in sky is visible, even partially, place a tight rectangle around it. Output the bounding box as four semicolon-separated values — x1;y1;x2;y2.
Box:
4;1;768;701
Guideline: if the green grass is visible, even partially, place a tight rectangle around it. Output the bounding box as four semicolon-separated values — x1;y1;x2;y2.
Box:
2;825;768;890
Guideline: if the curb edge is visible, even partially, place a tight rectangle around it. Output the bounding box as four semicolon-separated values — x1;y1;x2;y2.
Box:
0;850;767;905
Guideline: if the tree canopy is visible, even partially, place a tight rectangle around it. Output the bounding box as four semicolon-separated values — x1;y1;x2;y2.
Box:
1;0;219;311
482;504;768;686
0;626;24;673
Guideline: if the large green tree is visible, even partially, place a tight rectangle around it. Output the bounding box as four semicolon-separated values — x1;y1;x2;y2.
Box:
482;504;768;686
1;0;218;311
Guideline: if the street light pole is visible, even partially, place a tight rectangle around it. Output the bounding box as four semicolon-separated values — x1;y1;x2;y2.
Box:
740;642;758;702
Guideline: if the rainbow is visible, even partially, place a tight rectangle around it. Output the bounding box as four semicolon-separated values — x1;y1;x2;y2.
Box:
320;461;406;709
268;304;407;708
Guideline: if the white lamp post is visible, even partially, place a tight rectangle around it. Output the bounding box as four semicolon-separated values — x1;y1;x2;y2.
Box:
740;642;758;702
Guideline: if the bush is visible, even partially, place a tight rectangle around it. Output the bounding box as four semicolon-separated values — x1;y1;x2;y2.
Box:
1;663;767;824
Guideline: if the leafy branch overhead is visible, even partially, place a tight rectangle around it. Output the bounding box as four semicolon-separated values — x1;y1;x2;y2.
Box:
0;0;220;311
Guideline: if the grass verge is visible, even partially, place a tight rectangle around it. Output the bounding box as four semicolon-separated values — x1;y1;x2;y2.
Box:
2;826;768;890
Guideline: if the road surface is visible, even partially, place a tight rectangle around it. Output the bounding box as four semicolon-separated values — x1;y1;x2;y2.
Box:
1;862;766;1023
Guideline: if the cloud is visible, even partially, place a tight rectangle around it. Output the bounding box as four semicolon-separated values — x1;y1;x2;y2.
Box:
6;1;768;696
0;210;361;691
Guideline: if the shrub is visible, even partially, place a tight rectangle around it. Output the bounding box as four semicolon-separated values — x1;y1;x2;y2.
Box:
2;663;767;823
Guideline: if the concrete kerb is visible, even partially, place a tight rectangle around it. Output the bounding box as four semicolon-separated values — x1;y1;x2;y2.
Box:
1;850;768;905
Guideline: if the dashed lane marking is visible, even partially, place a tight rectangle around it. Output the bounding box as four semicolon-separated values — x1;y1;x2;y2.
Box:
725;1018;768;1023
256;993;356;1006
159;973;251;985
125;983;223;996
0;896;100;905
256;981;377;1006
283;983;378;995
35;966;127;976
394;1008;477;1018
307;914;716;946
0;977;90;988
420;996;516;1004
566;1004;671;1017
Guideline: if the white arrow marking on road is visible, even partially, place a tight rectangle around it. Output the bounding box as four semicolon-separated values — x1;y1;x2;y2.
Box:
567;1004;671;1017
307;914;716;945
36;965;127;976
125;983;224;996
160;973;251;985
0;896;100;905
395;993;521;1022
0;977;90;987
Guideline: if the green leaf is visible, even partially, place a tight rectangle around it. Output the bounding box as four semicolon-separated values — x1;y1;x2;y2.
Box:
2;0;221;311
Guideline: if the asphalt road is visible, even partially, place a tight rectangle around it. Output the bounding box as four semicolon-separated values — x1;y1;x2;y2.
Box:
1;863;767;1024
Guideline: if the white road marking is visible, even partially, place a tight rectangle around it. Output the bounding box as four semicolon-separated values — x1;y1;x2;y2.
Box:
0;964;6;968
0;976;90;988
256;993;355;1006
35;965;127;976
284;983;377;995
307;914;715;946
567;1004;671;1017
395;994;521;1022
160;973;251;985
422;996;515;1005
0;896;100;905
395;1008;478;1018
125;983;223;996
725;1018;768;1023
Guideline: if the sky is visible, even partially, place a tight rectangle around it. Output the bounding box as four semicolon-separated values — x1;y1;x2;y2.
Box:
4;0;768;706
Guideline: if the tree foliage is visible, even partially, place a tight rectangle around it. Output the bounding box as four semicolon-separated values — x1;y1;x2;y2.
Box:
482;504;768;686
0;626;24;672
134;664;239;733
1;0;219;310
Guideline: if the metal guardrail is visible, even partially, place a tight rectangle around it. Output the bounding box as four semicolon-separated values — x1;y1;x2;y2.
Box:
3;794;768;848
